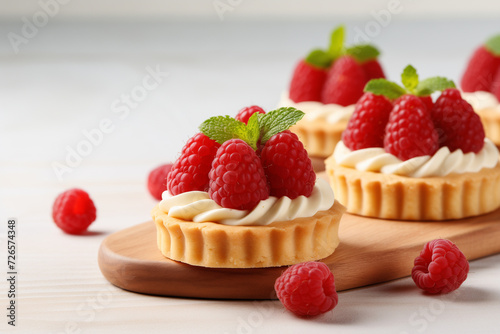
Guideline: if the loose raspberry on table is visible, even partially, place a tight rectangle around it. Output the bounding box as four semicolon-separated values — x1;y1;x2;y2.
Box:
166;133;221;196
275;261;338;317
260;131;315;199
235;105;265;124
209;139;269;210
412;239;469;294
342;92;393;150
384;94;439;161
147;163;173;200
431;88;485;153
52;188;97;235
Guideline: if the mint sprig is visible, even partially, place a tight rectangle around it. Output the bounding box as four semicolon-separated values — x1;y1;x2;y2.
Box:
328;25;345;60
485;34;500;56
199;107;305;150
345;44;380;63
364;64;456;99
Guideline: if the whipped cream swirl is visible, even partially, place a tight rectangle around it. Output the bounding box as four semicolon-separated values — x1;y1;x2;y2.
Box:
333;139;499;177
278;92;355;123
461;91;500;111
159;178;334;226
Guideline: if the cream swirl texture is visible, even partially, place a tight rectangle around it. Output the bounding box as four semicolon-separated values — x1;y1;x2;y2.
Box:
333;139;499;177
278;92;355;123
159;178;335;226
461;91;500;111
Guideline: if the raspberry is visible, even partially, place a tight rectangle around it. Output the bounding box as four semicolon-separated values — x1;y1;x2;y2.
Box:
431;88;485;153
289;59;328;103
384;94;439;161
147;164;173;200
260;131;315;199
342;92;393;150
461;46;500;93
209;139;269;210
166;133;221;196
275;262;338;317
235;105;266;124
52;188;97;235
491;67;500;100
419;95;434;112
321;55;367;106
360;59;386;81
412;239;469;294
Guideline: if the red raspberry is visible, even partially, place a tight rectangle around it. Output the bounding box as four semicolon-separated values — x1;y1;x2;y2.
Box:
431;88;485;153
275;262;338;317
384;94;439;161
289;59;328;103
147;164;173;200
360;59;386;81
52;188;97;235
235;105;265;124
321;55;367;106
166;133;221;196
419;95;434;112
342;92;393;150
209;139;269;210
491;67;500;100
260;131;315;199
461;46;500;93
412;239;469;294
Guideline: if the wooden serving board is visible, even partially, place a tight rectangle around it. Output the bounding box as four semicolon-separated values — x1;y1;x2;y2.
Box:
98;207;500;300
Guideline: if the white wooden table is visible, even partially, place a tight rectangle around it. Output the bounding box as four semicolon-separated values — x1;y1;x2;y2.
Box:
1;18;500;333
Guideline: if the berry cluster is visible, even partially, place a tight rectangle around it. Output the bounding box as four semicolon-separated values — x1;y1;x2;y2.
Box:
289;25;385;106
342;65;485;160
166;106;316;210
461;34;500;99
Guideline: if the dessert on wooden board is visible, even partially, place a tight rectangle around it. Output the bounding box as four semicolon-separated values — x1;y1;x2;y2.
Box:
326;65;500;220
152;106;345;268
460;34;500;146
279;25;386;159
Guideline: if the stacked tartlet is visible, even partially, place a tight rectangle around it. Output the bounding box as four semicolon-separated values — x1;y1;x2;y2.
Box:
460;34;500;146
326;65;500;221
280;25;386;160
152;106;345;268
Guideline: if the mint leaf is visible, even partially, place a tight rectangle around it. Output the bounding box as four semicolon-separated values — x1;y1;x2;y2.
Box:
415;77;456;96
328;25;345;60
346;44;380;63
364;79;406;100
305;49;333;69
485;34;500;56
199;116;259;150
401;65;419;93
258;107;305;144
245;112;260;149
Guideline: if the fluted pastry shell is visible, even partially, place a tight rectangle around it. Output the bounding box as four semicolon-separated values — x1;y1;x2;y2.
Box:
326;155;500;221
290;118;348;159
477;107;500;146
152;201;345;268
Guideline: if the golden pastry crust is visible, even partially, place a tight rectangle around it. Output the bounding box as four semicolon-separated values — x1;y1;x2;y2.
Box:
152;201;345;268
326;156;500;221
290;118;348;159
477;107;500;146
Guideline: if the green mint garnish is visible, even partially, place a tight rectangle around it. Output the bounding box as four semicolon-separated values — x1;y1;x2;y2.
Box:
199;107;305;149
199;115;260;150
415;77;456;96
328;25;345;60
346;44;380;63
364;64;456;100
364;79;407;100
485;34;500;56
305;49;334;69
258;107;304;144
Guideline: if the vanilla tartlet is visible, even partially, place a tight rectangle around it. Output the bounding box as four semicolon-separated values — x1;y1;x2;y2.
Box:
462;91;500;146
152;179;345;268
326;139;500;221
